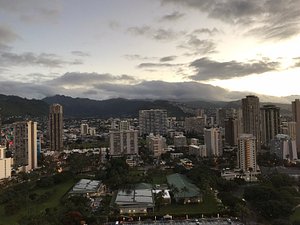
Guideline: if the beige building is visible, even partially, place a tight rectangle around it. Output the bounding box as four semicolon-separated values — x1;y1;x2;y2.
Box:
13;121;37;172
80;123;89;135
281;122;297;140
147;134;167;157
204;127;222;156
0;146;12;179
49;104;63;151
237;134;257;172
109;129;138;155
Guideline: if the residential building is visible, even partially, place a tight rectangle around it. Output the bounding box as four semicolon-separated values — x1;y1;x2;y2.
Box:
270;134;298;161
225;117;239;146
292;99;300;152
139;109;167;136
147;133;167;157
119;120;130;131
261;105;280;147
237;134;257;172
0;146;12;179
49;104;63;151
281;122;297;140
13;121;37;172
204;127;222;156
184;117;206;134
80;123;89;135
109;129;138;155
242;95;261;152
174;135;187;148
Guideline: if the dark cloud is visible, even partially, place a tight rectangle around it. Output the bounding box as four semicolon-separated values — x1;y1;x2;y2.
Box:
160;56;177;62
0;52;82;68
161;0;300;40
0;75;291;103
189;57;279;81
47;72;136;86
71;51;90;57
160;11;185;21
178;36;216;55
0;25;20;50
0;0;61;23
137;62;180;69
127;26;182;41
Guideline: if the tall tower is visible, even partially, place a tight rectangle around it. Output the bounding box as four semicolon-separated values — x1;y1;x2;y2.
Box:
49;104;63;151
204;127;223;156
242;95;261;152
237;134;257;172
260;105;280;147
13;121;37;172
139;109;167;136
292;99;300;152
225;117;239;146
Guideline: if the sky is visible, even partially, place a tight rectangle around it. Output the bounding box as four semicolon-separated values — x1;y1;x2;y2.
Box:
0;0;300;103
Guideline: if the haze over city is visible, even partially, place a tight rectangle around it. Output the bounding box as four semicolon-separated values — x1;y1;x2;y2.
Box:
0;0;300;102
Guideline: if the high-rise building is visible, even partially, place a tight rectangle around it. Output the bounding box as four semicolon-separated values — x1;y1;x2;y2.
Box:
270;134;298;161
0;146;12;179
174;135;187;148
147;133;167;157
139;109;167;136
109;129;138;155
13;121;37;172
49;104;63;151
292;99;300;152
204;127;222;156
281;122;297;140
260;105;280;147
242;95;261;152
216;108;227;127
225;117;239;146
80;123;89;135
237;134;257;172
185;117;206;134
119;121;130;131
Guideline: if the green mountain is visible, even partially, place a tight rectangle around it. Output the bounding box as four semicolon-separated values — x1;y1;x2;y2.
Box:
42;95;188;118
0;94;49;118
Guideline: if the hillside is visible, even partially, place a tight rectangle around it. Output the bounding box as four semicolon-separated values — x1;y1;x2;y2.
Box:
0;94;49;118
42;95;188;118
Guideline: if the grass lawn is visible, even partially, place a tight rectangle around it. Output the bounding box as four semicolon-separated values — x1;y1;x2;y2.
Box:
0;179;76;225
155;192;219;216
290;207;300;223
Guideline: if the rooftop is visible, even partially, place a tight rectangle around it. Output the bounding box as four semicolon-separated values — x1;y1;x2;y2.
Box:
69;179;101;194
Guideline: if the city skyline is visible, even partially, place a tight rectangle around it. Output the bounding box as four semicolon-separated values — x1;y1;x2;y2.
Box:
0;0;300;102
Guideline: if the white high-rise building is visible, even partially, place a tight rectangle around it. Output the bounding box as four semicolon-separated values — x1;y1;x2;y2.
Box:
204;127;223;156
119;121;130;131
0;146;12;180
147;133;167;157
109;129;138;155
81;123;89;135
270;134;298;161
237;134;257;172
13;121;37;172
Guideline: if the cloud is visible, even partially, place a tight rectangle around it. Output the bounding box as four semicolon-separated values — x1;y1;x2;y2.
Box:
161;0;300;40
192;28;221;36
127;26;182;41
0;25;20;50
47;72;136;87
160;11;185;21
189;57;279;81
160;56;177;62
0;52;82;68
137;62;180;69
0;0;61;23
178;36;216;55
71;51;90;57
123;54;157;61
293;57;300;67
